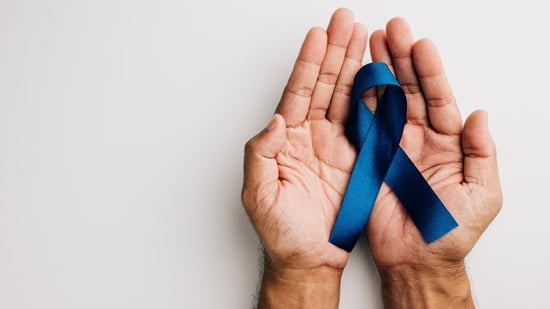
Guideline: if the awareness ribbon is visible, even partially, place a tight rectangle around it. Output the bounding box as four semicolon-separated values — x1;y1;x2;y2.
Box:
329;62;458;252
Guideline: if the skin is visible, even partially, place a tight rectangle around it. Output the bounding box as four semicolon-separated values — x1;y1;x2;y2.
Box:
242;8;502;309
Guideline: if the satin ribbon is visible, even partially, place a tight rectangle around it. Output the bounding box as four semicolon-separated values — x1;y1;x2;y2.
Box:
329;62;458;252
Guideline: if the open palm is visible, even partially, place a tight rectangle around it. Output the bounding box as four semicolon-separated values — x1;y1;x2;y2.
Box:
365;18;502;269
242;9;364;270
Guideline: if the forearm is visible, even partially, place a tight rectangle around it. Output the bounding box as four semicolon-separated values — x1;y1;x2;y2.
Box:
257;258;343;309
378;262;474;309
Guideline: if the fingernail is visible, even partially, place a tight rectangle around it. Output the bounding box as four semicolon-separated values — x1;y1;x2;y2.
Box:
266;114;279;131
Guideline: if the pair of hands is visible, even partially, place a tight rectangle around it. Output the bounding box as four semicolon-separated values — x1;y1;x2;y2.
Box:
242;8;502;308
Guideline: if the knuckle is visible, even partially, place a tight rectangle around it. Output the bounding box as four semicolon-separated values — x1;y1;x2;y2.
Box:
285;85;314;98
334;83;352;96
244;138;256;155
401;82;422;95
317;71;339;85
307;107;326;120
495;189;504;211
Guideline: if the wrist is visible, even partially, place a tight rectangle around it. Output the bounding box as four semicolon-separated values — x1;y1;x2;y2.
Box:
378;261;474;309
258;256;343;309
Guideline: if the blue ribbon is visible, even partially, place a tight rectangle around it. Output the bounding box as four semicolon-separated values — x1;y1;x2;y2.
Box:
329;62;458;252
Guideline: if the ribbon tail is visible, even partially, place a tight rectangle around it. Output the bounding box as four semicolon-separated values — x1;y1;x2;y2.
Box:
385;148;459;242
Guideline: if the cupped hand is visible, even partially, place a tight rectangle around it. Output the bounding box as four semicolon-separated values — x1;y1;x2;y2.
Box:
365;18;503;271
241;8;367;272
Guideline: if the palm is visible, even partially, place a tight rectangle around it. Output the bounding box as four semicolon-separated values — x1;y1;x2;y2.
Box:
242;10;367;270
265;120;356;268
369;123;477;265
365;18;502;268
279;120;356;226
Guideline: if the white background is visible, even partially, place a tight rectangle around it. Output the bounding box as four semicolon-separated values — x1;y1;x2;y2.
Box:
0;0;549;308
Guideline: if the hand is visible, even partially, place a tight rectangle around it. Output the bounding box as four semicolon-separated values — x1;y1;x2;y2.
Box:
241;8;366;308
365;18;503;307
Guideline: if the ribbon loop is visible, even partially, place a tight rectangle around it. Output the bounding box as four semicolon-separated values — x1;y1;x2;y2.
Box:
329;62;458;252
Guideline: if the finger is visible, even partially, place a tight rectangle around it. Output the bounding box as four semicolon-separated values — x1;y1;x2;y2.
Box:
307;8;355;121
462;110;501;192
369;29;393;70
385;17;428;125
367;29;391;111
412;39;462;135
327;22;368;123
242;114;286;212
276;28;327;127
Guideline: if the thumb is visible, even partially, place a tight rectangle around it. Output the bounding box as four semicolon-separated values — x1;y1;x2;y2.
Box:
462;110;501;192
242;114;286;212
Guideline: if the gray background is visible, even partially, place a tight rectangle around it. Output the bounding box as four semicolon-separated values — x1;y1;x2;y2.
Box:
0;0;548;308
